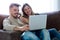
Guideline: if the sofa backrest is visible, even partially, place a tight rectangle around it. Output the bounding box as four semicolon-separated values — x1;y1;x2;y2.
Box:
0;11;60;30
46;11;60;30
0;15;8;29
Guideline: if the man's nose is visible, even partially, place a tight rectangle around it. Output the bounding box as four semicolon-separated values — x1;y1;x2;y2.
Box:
16;11;19;13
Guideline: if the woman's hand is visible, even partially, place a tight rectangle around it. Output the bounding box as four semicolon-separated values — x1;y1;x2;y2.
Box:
58;30;60;33
20;16;29;24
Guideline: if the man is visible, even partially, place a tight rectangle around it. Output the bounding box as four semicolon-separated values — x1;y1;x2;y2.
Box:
3;3;50;40
3;3;29;31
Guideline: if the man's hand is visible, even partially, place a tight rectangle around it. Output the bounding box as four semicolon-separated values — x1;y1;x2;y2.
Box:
19;25;29;32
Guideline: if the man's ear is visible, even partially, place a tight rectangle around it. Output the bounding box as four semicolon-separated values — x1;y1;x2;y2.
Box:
9;8;12;14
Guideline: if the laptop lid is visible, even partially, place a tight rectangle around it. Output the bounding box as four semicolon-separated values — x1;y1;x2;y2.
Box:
29;14;47;30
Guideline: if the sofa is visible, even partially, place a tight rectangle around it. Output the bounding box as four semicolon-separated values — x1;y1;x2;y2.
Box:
46;11;60;31
0;15;22;40
0;11;60;40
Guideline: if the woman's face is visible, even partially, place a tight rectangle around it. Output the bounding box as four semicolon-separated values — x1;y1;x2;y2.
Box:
24;6;32;16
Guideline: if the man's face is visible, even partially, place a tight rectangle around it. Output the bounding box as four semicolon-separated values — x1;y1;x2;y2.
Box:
9;6;19;18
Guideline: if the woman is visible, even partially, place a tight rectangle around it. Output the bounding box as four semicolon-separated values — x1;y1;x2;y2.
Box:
21;3;60;40
20;3;51;40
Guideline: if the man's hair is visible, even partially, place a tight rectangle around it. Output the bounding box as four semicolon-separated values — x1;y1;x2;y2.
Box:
9;3;20;8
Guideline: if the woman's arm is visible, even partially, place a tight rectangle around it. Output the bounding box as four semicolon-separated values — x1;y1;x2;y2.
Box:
20;16;29;24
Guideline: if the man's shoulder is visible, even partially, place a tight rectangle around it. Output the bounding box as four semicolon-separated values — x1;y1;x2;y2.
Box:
4;17;9;21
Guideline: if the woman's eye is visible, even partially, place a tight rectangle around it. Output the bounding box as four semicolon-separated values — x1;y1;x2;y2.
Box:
28;8;29;9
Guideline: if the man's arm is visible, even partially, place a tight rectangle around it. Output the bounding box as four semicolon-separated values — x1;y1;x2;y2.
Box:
3;18;18;30
3;18;29;31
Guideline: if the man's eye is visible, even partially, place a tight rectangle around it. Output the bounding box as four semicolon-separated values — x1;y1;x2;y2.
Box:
14;9;19;11
14;9;17;11
18;10;19;11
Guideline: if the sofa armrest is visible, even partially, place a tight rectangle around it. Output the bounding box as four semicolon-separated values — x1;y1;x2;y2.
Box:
0;30;23;40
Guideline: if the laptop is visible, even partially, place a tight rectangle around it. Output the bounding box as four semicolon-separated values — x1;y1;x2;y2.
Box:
29;14;47;30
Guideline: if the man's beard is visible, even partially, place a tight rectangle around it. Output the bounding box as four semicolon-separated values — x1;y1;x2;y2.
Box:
12;15;18;19
13;16;18;19
11;13;19;19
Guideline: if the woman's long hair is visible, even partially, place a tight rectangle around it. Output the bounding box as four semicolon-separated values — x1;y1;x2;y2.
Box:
22;3;34;18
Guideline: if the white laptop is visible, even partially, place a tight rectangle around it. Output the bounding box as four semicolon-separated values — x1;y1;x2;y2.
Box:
29;14;47;30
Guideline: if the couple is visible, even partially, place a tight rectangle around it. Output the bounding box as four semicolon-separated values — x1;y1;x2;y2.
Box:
3;3;60;40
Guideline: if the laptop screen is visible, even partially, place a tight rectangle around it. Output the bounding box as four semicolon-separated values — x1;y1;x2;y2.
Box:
29;14;47;30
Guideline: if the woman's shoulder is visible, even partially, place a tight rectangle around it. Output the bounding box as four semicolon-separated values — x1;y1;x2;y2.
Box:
33;13;40;15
